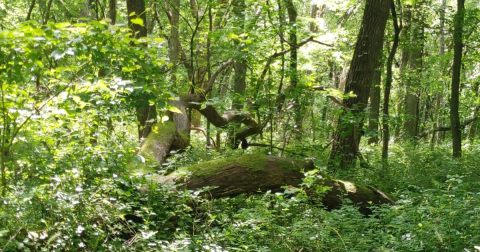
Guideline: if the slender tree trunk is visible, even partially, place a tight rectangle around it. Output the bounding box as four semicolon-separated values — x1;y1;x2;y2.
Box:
328;0;389;170
394;5;411;142
382;1;400;159
26;0;36;21
450;0;465;157
43;0;53;24
368;60;382;145
126;0;157;140
284;0;302;138
165;0;180;87
206;3;213;148
468;82;480;141
434;0;447;144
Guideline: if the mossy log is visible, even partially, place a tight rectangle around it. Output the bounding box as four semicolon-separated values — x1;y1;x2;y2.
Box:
128;122;189;174
145;154;395;215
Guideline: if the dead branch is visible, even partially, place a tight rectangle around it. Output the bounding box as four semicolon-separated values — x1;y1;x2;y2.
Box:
417;116;479;139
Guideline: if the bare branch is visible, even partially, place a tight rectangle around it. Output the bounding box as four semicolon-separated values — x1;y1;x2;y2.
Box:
418;116;479;139
204;58;234;94
183;94;261;143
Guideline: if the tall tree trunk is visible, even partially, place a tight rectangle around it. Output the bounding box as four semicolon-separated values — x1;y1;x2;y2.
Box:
126;0;157;140
432;0;447;144
403;3;423;140
166;0;180;87
394;5;411;142
328;0;389;170
382;1;401;159
284;0;302;138
450;0;465;157
231;0;247;111
432;0;447;145
206;2;214;148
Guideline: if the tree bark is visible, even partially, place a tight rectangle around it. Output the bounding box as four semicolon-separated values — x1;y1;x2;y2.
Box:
328;0;389;170
468;82;480;141
394;5;411;142
165;0;180;87
309;3;318;33
26;0;36;21
450;0;465;157
142;154;395;216
403;3;424;140
368;59;382;145
108;0;116;24
231;0;247;111
432;0;447;145
382;1;401;159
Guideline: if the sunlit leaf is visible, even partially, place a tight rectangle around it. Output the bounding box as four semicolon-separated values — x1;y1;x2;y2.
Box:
130;18;144;26
72;96;81;104
167;106;183;114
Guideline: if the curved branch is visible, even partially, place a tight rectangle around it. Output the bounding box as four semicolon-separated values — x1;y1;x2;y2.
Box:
204;58;234;94
183;94;261;144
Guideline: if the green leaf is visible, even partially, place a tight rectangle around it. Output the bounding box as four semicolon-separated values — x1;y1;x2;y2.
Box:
130;18;144;26
129;12;137;17
167;106;183;114
72;96;81;104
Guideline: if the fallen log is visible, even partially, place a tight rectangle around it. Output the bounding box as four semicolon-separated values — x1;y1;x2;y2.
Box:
141;154;395;215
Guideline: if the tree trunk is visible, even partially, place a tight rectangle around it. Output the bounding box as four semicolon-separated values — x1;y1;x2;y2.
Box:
328;0;389;170
126;0;157;141
43;0;53;24
432;0;447;145
382;1;400;160
284;0;302;138
450;0;465;157
403;4;424;140
309;3;318;33
231;0;247;111
468;82;480;141
26;0;36;21
393;5;411;142
368;59;382;145
108;0;116;24
142;154;395;216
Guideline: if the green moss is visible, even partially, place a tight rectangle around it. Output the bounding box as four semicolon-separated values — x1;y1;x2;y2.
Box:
126;122;177;175
276;158;305;172
235;153;268;172
181;153;268;178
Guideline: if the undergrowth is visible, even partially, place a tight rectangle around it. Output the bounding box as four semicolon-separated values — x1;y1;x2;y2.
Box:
1;135;480;251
